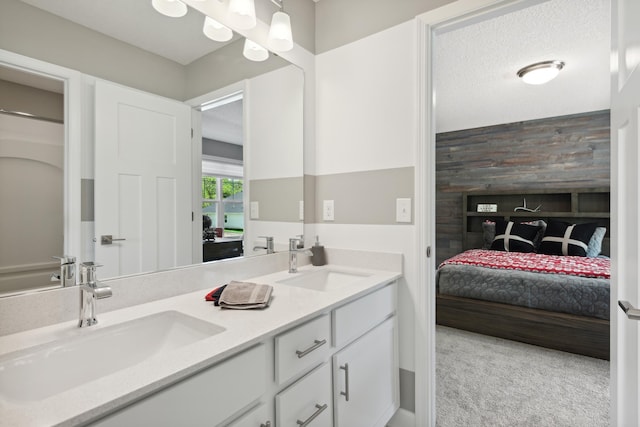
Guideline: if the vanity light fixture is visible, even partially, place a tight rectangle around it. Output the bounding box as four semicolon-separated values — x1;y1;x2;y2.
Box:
243;38;269;61
267;0;293;52
517;60;565;85
228;0;257;30
151;0;188;18
203;16;233;42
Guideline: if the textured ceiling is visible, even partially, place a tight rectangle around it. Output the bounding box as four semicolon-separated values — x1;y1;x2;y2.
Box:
434;0;610;133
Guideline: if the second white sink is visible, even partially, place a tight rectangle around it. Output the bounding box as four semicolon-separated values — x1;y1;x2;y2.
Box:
277;268;371;292
0;311;225;403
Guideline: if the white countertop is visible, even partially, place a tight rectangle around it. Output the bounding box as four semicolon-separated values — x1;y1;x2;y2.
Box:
0;264;401;427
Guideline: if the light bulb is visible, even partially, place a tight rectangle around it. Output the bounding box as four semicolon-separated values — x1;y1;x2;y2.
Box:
151;0;187;18
228;0;257;30
268;11;293;52
243;39;269;62
203;16;233;42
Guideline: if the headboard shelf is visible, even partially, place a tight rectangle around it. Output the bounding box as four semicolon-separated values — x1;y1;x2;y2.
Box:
462;188;610;255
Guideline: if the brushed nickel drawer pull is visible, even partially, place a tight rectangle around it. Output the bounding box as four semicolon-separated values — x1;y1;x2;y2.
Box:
295;339;327;358
296;403;328;426
340;363;350;401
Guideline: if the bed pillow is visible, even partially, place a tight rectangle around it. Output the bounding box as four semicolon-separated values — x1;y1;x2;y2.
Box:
539;220;598;257
490;219;541;253
586;227;607;257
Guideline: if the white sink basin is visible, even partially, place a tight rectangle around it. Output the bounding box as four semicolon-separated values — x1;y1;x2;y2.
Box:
277;268;371;292
0;311;224;403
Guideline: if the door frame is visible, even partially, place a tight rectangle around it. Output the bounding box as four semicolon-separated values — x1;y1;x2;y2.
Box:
0;49;82;264
414;1;572;425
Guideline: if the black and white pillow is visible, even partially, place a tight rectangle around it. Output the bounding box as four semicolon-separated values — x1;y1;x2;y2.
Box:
539;220;598;257
490;219;541;253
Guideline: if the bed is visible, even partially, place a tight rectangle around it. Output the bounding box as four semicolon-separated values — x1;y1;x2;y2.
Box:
435;189;611;360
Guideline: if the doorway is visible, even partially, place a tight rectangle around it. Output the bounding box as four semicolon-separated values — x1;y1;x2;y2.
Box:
415;0;612;425
0;64;65;294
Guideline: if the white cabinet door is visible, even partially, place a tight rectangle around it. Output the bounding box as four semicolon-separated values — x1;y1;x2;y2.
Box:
89;345;266;427
333;317;398;427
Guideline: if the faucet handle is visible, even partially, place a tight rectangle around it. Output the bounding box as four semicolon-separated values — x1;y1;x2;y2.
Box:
80;262;102;286
52;255;76;264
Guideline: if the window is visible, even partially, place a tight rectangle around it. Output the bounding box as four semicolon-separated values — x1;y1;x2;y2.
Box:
202;172;244;236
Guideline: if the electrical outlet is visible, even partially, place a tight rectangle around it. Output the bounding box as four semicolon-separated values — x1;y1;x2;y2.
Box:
299;200;304;221
323;200;334;221
250;201;259;219
396;198;412;223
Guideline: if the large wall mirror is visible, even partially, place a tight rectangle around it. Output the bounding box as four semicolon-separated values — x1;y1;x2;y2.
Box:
0;0;304;295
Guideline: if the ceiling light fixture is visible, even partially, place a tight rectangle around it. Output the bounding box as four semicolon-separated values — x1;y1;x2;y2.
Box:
517;60;565;85
243;38;269;62
228;0;257;30
267;0;293;52
203;16;233;42
151;0;188;18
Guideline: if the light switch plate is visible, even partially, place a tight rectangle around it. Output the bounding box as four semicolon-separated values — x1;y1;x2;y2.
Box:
323;200;334;221
250;201;259;219
299;200;304;221
396;198;412;223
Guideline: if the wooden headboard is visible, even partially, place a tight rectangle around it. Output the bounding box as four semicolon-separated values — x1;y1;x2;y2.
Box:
462;188;610;256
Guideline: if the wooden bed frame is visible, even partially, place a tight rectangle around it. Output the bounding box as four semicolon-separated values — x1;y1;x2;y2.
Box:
436;189;611;360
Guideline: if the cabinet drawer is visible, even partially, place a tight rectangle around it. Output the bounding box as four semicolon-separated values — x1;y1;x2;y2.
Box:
89;344;267;427
275;314;331;384
333;283;396;348
227;403;271;427
276;362;333;427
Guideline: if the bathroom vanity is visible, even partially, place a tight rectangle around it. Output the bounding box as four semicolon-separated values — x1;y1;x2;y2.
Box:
0;250;401;427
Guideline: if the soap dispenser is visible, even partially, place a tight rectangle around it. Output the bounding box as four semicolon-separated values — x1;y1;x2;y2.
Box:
310;236;326;266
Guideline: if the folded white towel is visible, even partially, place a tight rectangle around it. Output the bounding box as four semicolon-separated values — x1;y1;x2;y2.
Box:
218;281;273;309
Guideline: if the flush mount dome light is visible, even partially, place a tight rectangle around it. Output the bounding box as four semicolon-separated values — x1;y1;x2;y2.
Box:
517;60;565;85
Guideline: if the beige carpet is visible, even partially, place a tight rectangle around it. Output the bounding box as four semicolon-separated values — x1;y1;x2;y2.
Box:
436;326;609;427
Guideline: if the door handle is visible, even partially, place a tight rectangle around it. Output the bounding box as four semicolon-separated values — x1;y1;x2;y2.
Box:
618;300;640;320
100;235;126;245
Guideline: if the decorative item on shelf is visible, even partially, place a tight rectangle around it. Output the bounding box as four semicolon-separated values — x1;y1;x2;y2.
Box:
514;198;542;212
517;60;565;85
476;203;498;213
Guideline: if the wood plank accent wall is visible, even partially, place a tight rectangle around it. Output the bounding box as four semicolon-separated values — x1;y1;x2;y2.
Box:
435;110;610;265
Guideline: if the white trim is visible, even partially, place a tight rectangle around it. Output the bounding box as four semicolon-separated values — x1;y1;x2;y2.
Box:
0;49;82;270
414;1;542;425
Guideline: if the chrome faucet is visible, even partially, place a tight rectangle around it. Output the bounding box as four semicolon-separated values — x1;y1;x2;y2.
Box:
51;255;76;287
253;236;275;254
289;235;312;273
78;262;112;327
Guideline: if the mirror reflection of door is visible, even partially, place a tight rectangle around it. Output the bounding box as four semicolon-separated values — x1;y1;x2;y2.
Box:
0;65;64;294
200;92;245;263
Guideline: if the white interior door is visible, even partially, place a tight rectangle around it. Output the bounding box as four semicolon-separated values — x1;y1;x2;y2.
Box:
611;0;640;424
95;80;192;279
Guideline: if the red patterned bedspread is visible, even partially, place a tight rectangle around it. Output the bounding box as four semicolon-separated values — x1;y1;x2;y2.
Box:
439;249;610;279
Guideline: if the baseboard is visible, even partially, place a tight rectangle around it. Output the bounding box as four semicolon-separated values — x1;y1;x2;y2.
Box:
386;408;415;427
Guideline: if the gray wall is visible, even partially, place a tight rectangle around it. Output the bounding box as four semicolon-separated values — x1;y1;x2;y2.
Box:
315;0;453;53
435;110;611;265
0;79;63;122
202;138;243;162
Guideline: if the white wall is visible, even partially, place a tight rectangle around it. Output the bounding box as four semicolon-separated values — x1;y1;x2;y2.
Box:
314;21;418;373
